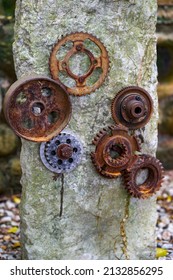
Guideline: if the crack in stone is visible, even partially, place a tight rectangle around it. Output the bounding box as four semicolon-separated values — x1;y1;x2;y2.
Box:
59;174;64;217
137;38;153;86
120;195;130;260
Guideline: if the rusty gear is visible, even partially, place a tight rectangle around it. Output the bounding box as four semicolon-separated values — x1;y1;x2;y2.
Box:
49;32;109;96
91;125;141;178
111;86;153;129
3;75;72;142
40;130;83;173
123;155;164;199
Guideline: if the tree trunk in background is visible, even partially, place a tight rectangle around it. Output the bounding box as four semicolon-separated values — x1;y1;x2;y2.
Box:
13;0;158;259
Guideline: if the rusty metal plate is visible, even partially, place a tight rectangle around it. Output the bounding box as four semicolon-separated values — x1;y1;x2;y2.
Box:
123;155;164;199
111;86;153;129
49;32;109;96
4;75;72;142
91;124;141;178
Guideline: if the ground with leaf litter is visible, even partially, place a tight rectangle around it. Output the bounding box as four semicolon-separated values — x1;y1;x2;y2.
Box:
0;171;173;260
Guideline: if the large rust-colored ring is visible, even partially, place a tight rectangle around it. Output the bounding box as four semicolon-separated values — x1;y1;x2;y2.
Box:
123;155;164;199
3;74;72;142
49;32;109;96
91;125;141;178
111;86;153;129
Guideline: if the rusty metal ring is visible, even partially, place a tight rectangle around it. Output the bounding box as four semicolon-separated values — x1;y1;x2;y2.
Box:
3;74;72;142
111;86;153;129
91;124;141;178
123;155;164;199
49;32;109;96
102;136;132;168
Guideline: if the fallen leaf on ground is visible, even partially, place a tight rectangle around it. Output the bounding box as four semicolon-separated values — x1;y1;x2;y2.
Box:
12;242;20;248
7;227;18;234
12;196;21;204
156;248;168;258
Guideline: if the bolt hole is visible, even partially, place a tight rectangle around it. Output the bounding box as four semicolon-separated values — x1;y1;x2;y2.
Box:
16;92;27;105
51;150;56;156
41;87;52;97
135;107;142;114
73;147;78;153
22;118;34;129
66;139;71;144
48;111;59;124
32;102;45;116
57;159;63;165
68;158;73;163
55;140;60;145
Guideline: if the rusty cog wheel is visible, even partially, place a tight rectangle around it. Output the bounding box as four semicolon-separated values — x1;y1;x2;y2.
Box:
123;155;164;199
111;86;153;129
3;74;72;142
91;124;141;178
49;32;109;96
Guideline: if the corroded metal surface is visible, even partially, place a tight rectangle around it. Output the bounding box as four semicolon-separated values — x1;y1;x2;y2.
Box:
123;155;164;199
4;75;72;142
111;86;153;129
91;124;141;178
49;32;109;96
40;130;83;173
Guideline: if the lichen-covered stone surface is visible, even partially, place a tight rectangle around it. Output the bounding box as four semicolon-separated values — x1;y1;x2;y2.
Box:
14;0;158;259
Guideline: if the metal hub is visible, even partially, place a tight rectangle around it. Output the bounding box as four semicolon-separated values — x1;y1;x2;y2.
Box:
40;130;83;173
111;86;153;129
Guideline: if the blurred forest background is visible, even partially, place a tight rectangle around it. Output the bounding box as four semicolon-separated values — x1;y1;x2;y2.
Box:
0;0;173;195
0;0;21;195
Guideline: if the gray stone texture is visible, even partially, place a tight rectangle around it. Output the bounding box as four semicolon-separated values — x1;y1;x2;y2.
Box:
14;0;158;259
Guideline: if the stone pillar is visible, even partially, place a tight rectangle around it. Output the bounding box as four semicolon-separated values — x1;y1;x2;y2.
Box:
14;0;158;259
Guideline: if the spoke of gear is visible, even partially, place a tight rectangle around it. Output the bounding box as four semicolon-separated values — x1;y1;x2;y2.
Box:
123;154;164;199
111;86;153;129
40;130;83;174
91;124;141;178
49;32;110;96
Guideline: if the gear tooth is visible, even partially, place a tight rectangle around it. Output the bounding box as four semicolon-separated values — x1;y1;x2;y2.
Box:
108;125;115;131
90;152;96;160
92;128;108;145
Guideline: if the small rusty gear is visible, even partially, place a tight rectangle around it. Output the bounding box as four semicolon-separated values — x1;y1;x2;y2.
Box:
111;86;153;129
91;124;141;178
123;155;164;199
3;74;72;142
40;130;83;173
49;32;109;96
